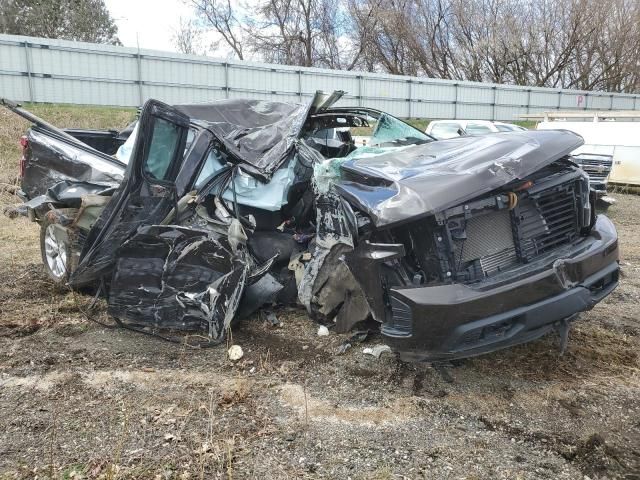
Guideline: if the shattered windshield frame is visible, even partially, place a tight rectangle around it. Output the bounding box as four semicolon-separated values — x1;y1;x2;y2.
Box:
310;107;434;148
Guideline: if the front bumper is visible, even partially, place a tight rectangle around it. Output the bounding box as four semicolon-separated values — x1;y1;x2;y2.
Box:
380;215;619;362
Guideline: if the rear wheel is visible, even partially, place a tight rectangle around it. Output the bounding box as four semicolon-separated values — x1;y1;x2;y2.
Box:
40;217;72;285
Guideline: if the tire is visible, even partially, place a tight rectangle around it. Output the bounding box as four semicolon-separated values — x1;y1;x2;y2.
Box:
40;214;74;285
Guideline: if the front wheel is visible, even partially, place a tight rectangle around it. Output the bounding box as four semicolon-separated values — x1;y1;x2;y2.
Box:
40;216;73;285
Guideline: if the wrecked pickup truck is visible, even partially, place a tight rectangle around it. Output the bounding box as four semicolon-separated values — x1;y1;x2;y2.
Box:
2;92;619;362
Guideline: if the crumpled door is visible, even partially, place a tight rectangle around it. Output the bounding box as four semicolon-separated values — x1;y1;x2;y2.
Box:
107;225;250;341
70;99;191;286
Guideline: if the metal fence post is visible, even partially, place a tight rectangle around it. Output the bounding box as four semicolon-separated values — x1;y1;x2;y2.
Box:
454;83;458;119
609;94;614;110
23;42;34;102
407;80;412;118
526;89;531;114
224;63;229;99
358;75;363;107
557;91;562;110
492;86;497;120
298;70;302;101
136;51;143;105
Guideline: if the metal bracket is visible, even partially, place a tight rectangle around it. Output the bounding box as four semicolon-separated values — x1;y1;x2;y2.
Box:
555;315;576;355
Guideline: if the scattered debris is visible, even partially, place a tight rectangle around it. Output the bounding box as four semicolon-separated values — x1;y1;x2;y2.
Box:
351;330;369;343
228;345;244;361
336;330;369;355
363;345;392;359
261;310;280;327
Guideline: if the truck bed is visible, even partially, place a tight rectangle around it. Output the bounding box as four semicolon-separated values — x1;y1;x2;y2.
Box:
1;99;128;202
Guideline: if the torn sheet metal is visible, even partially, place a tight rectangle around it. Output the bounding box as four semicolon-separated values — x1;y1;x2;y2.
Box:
21;128;124;200
108;225;250;340
69;179;178;286
298;188;371;332
20;180;115;219
176;99;310;180
236;273;283;320
343;241;405;323
336;130;584;228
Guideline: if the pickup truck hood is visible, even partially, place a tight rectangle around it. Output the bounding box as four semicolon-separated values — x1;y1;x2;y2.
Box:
335;130;584;228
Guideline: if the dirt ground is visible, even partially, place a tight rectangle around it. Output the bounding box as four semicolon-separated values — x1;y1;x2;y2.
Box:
0;106;638;479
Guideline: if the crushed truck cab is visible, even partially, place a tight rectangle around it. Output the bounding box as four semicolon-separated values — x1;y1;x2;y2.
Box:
1;93;619;361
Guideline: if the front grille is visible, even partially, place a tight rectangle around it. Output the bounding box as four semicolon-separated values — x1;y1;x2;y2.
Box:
515;183;579;260
573;153;613;184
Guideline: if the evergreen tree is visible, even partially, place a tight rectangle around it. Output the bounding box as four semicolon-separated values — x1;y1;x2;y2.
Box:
0;0;120;44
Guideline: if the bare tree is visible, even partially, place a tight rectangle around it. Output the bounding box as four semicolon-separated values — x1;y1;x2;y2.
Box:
565;0;640;92
183;0;640;92
241;0;367;69
244;0;317;67
190;0;245;59
172;17;205;55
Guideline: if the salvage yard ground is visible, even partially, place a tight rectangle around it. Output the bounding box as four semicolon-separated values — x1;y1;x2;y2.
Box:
0;105;638;479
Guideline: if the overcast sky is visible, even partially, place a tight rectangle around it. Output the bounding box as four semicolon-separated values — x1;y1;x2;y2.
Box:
104;0;193;52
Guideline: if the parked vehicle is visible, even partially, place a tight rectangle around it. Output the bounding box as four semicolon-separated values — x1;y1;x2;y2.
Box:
2;93;618;362
528;112;640;200
570;152;615;205
425;120;526;139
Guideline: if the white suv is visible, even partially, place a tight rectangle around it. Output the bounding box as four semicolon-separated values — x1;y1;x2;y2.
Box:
425;120;526;139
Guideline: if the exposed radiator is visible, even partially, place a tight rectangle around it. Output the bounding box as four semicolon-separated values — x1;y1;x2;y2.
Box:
453;209;518;276
451;179;581;279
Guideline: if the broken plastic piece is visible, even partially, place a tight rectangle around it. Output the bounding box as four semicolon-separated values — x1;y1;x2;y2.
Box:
317;325;329;336
362;344;392;358
228;345;244;361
